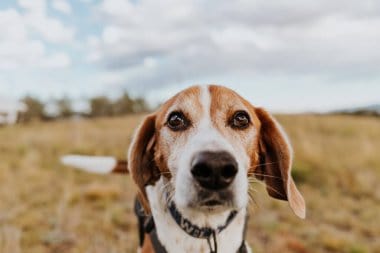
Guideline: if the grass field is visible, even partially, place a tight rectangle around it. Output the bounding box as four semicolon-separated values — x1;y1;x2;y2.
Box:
0;114;379;253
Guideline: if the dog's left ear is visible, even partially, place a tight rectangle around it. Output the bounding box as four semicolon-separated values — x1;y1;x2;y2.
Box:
254;108;306;219
128;113;160;213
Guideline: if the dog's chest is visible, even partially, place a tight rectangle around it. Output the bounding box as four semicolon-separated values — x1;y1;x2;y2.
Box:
146;185;249;253
156;224;246;253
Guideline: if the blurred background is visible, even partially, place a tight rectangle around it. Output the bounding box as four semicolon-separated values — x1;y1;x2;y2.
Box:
1;1;379;253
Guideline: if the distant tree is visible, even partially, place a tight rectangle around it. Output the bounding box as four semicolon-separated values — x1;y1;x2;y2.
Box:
20;96;45;122
133;97;148;113
56;97;73;118
112;92;134;115
16;92;149;122
89;96;113;117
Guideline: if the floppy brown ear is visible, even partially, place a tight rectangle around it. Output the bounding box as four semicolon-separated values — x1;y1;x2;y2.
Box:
255;108;306;219
128;114;160;213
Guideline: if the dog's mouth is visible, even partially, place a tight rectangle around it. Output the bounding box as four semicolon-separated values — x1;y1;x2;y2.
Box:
195;189;234;210
203;199;223;206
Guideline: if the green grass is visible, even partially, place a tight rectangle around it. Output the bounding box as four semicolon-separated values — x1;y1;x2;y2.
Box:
0;114;379;253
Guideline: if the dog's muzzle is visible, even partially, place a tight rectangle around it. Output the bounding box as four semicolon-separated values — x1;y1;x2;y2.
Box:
190;151;238;206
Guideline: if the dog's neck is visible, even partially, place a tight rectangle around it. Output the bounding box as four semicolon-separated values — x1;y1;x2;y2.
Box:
146;178;250;253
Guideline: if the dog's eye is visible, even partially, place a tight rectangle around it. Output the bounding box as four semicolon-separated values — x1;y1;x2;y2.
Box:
167;112;189;131
231;111;250;129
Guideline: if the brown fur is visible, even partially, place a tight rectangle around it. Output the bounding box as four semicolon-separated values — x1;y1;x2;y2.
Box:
111;160;128;173
141;235;154;253
255;108;305;218
128;114;160;212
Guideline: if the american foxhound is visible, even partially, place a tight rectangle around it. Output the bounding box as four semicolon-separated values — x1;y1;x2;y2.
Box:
62;85;305;253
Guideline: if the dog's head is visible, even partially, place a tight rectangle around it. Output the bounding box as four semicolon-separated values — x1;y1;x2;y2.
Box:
129;85;305;218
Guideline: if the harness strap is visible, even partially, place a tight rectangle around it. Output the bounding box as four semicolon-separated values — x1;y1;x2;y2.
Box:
147;220;167;253
134;198;146;247
237;213;249;253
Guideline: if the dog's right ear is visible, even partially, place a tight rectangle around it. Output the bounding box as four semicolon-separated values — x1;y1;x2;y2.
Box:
255;108;306;219
128;114;160;213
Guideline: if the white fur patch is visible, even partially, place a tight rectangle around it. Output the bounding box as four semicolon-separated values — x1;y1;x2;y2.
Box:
60;155;116;174
200;85;211;119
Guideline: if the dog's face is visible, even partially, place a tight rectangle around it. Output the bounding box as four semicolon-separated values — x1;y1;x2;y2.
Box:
155;86;259;212
129;85;305;218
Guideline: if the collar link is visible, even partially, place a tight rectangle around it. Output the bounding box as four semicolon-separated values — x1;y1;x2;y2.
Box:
167;200;238;253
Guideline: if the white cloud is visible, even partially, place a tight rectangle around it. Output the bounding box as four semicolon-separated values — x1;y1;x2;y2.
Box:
18;0;46;15
0;0;75;70
26;14;75;43
100;0;135;19
52;0;72;15
0;7;72;70
2;0;380;112
63;0;380;113
102;25;125;45
40;52;71;68
17;0;75;43
86;0;380;93
79;0;94;3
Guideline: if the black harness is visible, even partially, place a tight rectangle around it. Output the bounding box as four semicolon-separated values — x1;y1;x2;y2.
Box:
134;198;248;253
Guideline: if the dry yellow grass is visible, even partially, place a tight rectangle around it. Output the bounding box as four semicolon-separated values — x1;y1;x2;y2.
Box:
0;114;379;253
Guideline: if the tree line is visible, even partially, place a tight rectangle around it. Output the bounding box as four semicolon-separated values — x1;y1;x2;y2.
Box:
19;92;149;122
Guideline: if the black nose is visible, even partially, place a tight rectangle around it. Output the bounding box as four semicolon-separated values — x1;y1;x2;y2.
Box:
191;151;238;190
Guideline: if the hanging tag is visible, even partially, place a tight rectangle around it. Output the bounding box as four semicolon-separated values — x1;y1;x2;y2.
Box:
206;231;217;253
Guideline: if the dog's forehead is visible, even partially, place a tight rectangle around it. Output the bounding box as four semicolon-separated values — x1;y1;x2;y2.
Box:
209;85;259;123
155;86;202;124
167;85;246;107
155;85;253;123
209;85;249;111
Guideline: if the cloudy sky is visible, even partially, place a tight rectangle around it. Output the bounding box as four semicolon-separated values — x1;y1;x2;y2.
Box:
1;0;379;112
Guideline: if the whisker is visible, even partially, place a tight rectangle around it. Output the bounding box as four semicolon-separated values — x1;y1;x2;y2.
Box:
247;172;286;182
247;187;259;213
250;161;280;169
159;180;175;207
248;178;285;197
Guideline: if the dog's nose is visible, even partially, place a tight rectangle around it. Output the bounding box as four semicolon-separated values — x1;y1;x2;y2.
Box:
191;151;238;190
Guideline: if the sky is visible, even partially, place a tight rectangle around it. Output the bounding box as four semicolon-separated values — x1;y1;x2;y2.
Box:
0;0;380;112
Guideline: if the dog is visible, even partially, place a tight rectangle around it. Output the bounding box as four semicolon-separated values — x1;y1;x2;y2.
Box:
62;85;305;253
